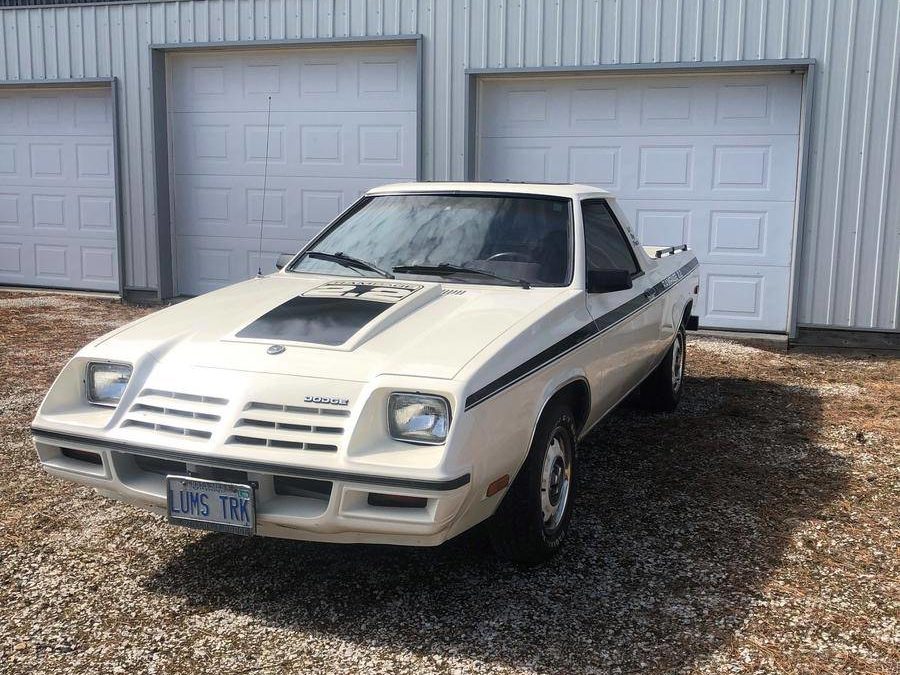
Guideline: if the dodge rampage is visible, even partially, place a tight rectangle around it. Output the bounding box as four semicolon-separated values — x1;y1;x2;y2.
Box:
32;182;699;562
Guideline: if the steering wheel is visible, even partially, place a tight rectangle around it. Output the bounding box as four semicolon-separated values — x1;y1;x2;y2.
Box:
485;251;532;263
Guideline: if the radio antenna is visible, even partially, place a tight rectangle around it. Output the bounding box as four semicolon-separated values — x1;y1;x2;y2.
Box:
256;95;272;277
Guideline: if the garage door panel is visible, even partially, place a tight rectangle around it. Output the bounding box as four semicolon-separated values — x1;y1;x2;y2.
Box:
480;74;801;139
478;72;801;332
0;234;118;291
631;143;696;194
170;47;416;114
711;77;801;133
480;84;574;135
0;89;113;136
78;244;118;287
173;175;378;240
0;193;20;226
584;136;799;199
567;145;623;190
477;142;553;183
616;199;795;267
175;237;238;295
0;186;116;239
175;235;310;297
171;46;417;295
702;205;794;267
0;142;15;175
0;88;118;291
632;135;798;201
697;264;790;332
0;241;24;280
172;111;416;179
0;135;115;189
480;134;799;201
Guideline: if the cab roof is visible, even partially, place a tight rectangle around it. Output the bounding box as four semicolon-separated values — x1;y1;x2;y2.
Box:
366;181;613;200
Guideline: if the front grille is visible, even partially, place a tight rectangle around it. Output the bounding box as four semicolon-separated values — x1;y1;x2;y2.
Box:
224;400;348;452
61;448;103;466
367;493;428;509
190;465;249;484
244;401;350;418
120;388;228;441
134;455;187;476
273;476;332;500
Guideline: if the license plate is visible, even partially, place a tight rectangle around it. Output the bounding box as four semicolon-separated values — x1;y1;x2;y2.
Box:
166;475;256;536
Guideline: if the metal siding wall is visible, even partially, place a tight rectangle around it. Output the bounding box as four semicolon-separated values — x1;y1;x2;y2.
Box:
0;0;896;330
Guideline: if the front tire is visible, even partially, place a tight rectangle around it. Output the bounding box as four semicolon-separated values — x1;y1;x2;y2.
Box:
640;325;686;412
488;401;577;564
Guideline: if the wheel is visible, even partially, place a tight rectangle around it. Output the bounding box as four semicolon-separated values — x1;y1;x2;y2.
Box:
488;400;577;564
640;325;686;412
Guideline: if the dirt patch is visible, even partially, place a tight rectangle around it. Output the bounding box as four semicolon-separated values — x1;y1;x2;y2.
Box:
1;292;897;674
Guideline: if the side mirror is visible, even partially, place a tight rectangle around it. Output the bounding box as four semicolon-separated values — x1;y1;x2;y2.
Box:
275;253;295;271
586;269;633;293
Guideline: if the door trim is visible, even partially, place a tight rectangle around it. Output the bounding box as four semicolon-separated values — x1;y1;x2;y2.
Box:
464;59;815;338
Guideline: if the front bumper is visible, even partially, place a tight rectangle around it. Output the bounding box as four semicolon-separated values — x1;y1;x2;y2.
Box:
32;427;472;546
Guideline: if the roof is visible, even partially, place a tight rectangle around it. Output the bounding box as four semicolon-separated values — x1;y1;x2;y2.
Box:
365;182;613;199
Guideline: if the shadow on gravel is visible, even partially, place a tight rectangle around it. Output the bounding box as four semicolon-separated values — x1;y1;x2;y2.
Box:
146;376;848;673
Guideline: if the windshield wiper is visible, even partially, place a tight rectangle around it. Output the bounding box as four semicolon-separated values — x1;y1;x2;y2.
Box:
392;263;530;289
306;251;394;279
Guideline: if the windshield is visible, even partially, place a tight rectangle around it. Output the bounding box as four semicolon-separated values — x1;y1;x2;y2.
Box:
289;193;573;287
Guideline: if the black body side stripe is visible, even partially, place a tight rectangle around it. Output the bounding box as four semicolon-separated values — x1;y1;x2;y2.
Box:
464;320;599;410
464;258;699;411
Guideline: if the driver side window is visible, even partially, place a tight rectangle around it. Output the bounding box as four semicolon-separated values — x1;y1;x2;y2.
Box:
581;200;640;276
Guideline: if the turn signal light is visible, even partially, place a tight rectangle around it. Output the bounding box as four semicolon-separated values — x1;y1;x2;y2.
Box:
486;474;510;497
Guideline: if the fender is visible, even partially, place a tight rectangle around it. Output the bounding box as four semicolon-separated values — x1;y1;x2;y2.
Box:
484;373;590;511
672;298;694;331
525;373;592;458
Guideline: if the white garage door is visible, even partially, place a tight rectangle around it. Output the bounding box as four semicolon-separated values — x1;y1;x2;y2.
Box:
0;87;119;291
169;46;418;296
477;73;802;332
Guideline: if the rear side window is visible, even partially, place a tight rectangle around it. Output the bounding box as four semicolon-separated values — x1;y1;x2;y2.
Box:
581;200;641;276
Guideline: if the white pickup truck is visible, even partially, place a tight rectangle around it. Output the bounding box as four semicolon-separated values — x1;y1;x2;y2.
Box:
32;182;699;563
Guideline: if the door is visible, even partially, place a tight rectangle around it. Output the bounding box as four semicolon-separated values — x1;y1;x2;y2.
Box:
168;45;418;296
477;72;802;332
580;199;663;421
0;86;119;291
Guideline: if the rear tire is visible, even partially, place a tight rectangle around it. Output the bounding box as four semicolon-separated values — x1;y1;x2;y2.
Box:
488;401;577;564
640;325;686;413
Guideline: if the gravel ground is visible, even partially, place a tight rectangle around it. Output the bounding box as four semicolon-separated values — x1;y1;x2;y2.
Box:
1;291;897;674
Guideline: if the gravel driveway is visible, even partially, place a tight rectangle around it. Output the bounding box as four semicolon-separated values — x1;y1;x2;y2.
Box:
1;292;897;674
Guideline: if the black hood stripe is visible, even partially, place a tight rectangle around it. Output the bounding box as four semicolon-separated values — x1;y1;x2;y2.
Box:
464;258;699;410
235;281;425;347
236;296;390;347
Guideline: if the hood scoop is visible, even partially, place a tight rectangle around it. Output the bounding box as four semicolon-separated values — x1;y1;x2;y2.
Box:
233;279;441;350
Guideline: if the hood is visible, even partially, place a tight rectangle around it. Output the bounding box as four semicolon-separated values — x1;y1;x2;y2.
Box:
94;274;570;383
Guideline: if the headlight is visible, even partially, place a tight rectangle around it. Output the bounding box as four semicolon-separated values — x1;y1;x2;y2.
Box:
387;393;450;445
86;362;132;406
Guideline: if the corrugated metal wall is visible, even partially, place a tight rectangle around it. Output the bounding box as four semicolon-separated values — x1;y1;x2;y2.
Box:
1;0;897;331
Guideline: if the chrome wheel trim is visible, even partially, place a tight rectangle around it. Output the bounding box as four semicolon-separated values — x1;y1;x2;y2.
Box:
672;333;685;392
540;430;571;534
